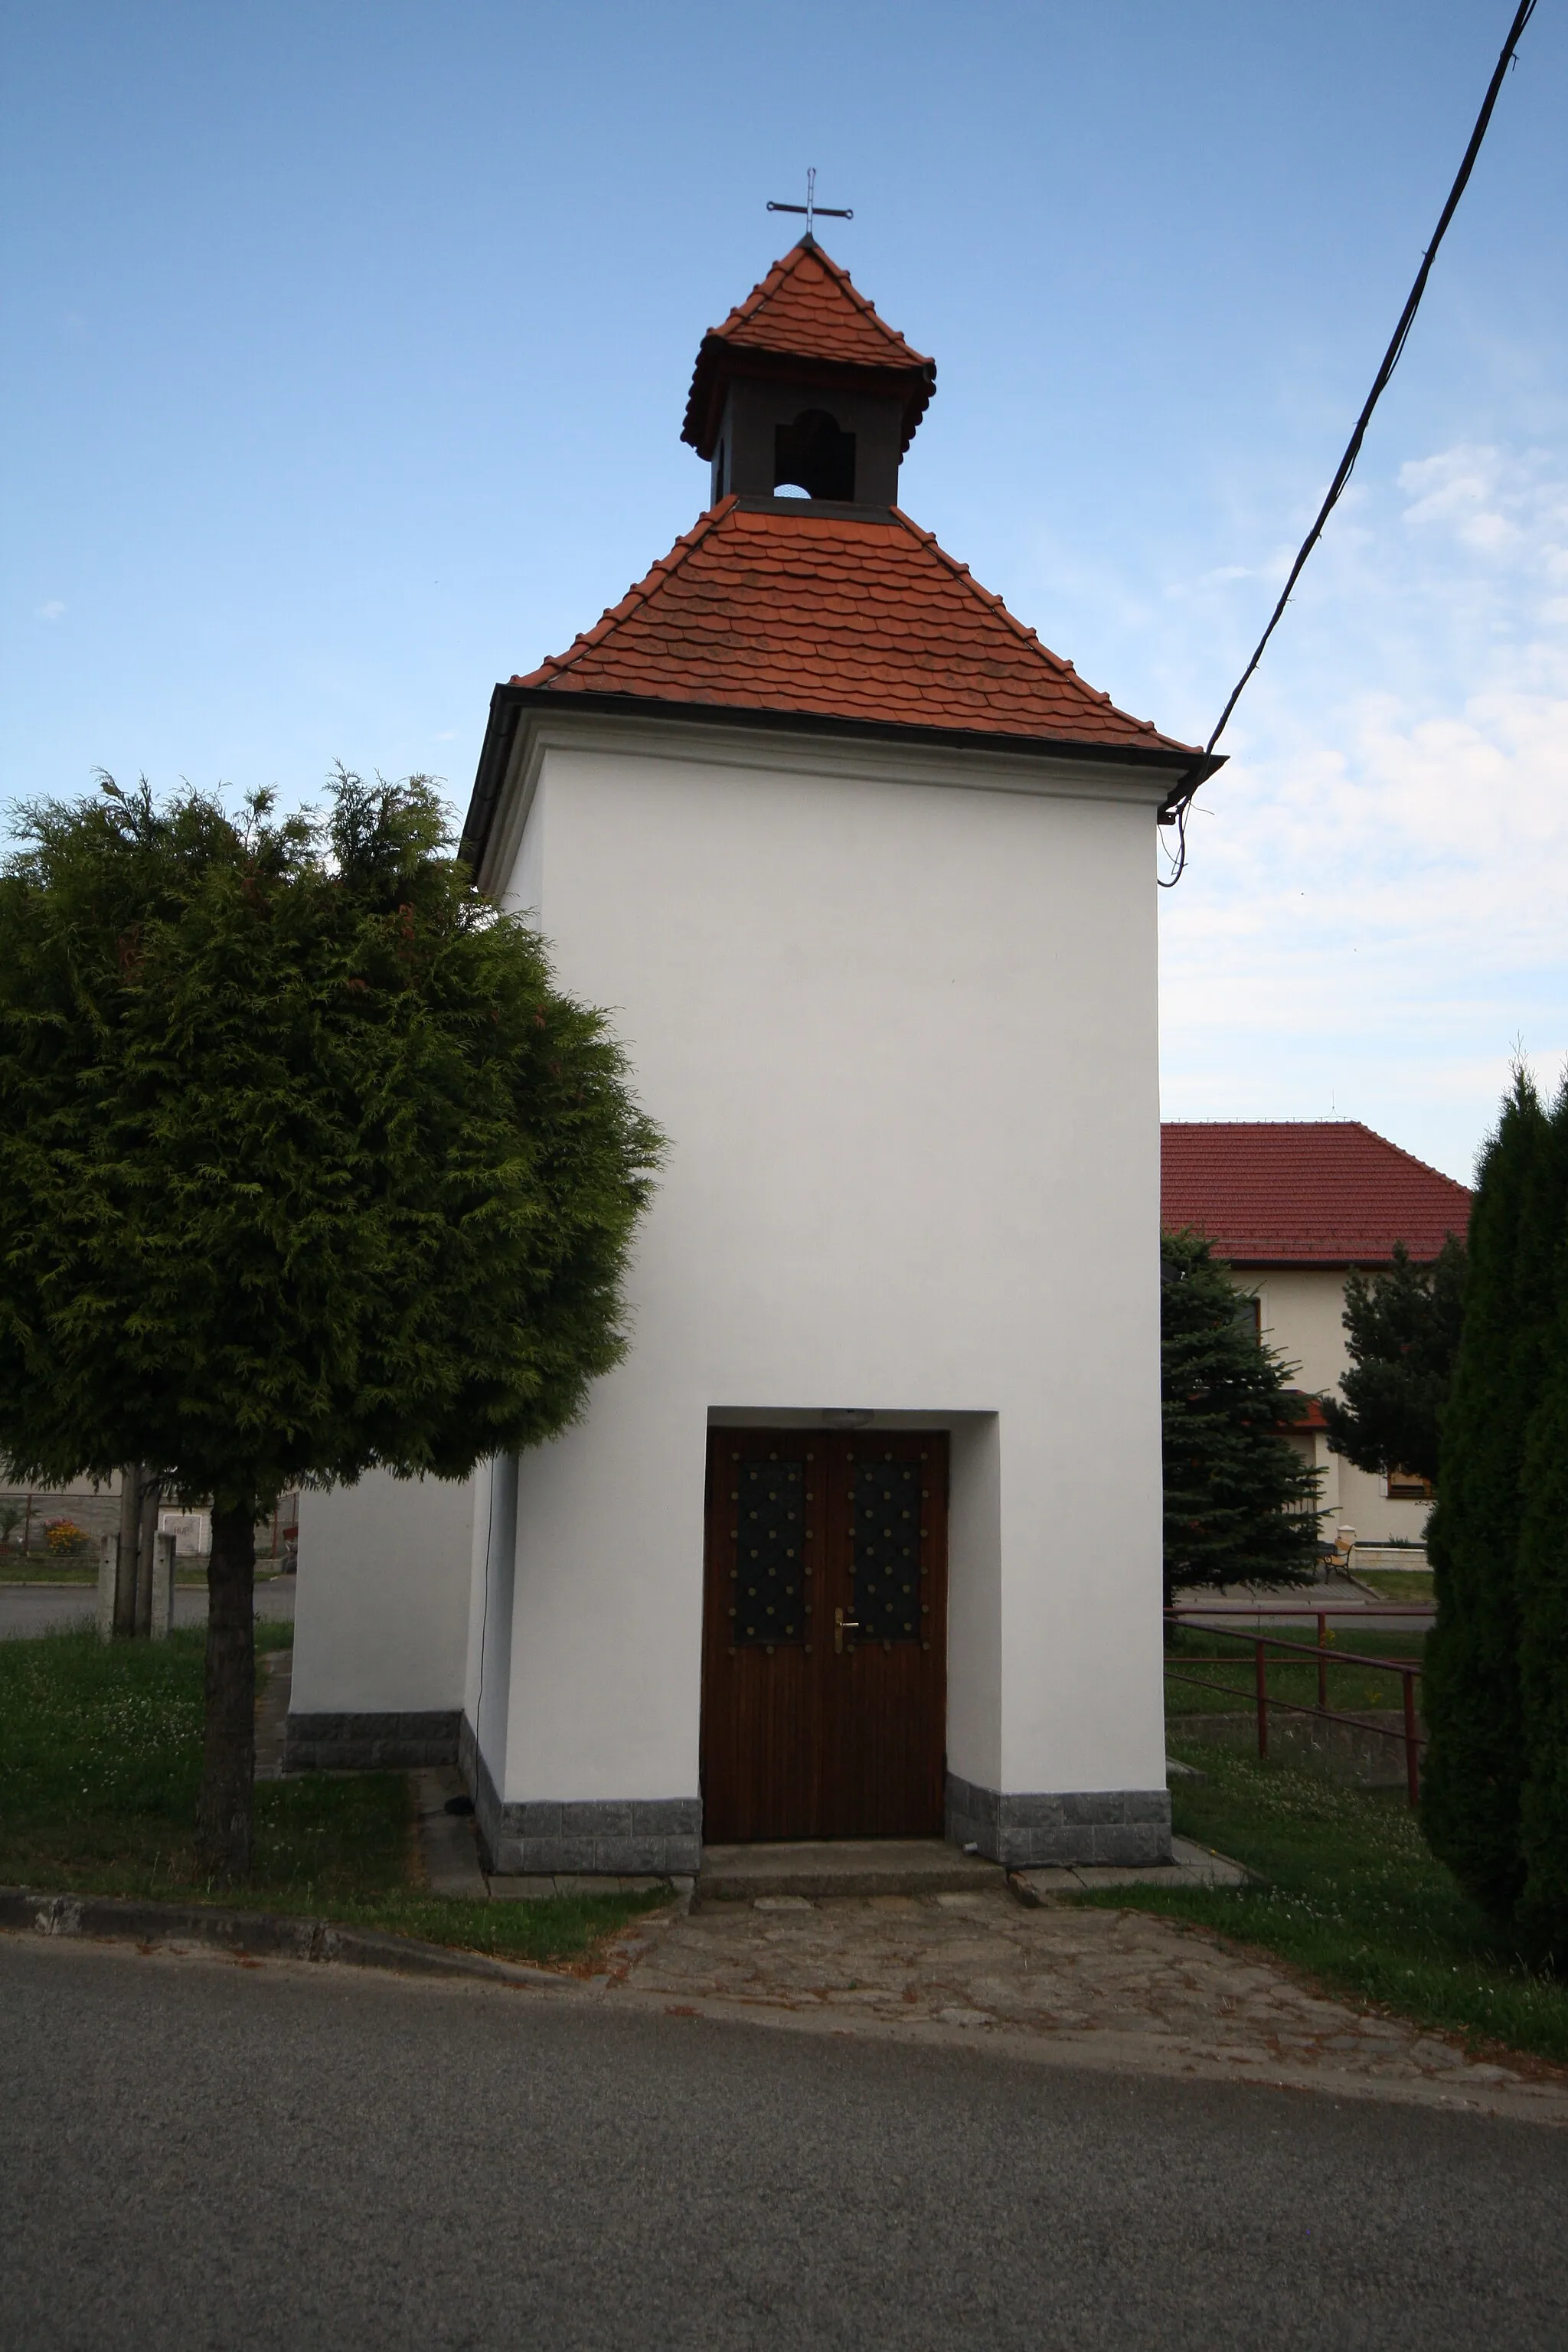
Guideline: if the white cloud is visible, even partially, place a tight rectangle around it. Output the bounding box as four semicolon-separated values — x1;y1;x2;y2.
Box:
1158;439;1568;1182
1398;443;1568;574
37;600;65;621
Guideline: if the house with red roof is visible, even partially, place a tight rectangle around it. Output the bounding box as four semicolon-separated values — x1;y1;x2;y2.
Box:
1162;1121;1472;1545
291;240;1218;1874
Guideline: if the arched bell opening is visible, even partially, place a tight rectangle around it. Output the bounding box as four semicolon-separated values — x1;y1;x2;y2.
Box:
773;408;857;502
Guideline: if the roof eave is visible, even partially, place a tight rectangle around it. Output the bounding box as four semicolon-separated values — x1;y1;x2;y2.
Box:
461;683;1220;877
681;343;938;458
1203;1248;1460;1269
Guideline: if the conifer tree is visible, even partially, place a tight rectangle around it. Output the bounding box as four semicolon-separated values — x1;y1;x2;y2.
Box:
0;773;662;1877
1322;1236;1468;1488
1160;1230;1323;1609
1421;1072;1560;1921
1515;1083;1568;1962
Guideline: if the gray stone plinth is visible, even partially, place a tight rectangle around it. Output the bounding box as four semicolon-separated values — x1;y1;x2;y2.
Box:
284;1709;461;1772
460;1717;701;1877
946;1771;1171;1867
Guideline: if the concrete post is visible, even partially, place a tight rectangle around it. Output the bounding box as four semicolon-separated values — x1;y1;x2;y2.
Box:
134;1478;162;1639
149;1530;176;1641
96;1532;119;1643
115;1468;141;1639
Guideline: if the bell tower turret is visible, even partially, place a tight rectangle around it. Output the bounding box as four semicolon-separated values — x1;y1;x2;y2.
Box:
681;240;936;511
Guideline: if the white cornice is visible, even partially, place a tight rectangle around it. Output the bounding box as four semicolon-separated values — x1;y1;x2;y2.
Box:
479;706;1174;896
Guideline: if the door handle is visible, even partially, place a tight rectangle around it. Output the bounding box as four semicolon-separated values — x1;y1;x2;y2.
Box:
835;1609;860;1655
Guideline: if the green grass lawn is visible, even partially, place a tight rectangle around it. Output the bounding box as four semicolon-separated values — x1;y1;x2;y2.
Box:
1354;1567;1436;1602
1079;1740;1568;2066
0;1557;100;1583
1165;1622;1425;1717
0;1626;668;1968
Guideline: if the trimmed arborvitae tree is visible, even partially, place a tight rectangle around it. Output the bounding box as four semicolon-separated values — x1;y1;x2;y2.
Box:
1421;1071;1561;1924
1322;1235;1468;1488
1160;1229;1323;1609
1517;1281;1568;1962
0;773;662;1877
1514;1082;1568;1963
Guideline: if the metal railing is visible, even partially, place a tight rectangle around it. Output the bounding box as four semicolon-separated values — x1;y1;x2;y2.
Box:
1164;1608;1426;1807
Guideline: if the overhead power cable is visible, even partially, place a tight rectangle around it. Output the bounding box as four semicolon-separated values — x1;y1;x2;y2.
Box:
1159;0;1538;887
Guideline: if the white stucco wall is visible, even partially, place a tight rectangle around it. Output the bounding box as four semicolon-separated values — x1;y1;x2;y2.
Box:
470;717;1171;1807
290;1471;475;1714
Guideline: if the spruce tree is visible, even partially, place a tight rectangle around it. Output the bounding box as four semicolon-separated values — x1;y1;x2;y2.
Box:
1516;1082;1568;1962
1160;1230;1323;1609
1322;1235;1468;1487
1421;1072;1560;1921
0;773;662;1877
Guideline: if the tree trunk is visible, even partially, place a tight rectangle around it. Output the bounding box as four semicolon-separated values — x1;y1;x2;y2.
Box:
114;1466;142;1638
198;1501;256;1880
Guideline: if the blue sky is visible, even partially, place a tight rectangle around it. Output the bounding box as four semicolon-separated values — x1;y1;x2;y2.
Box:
5;2;1563;1183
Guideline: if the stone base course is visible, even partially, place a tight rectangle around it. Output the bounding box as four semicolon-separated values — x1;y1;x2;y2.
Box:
946;1771;1171;1867
284;1708;461;1772
461;1717;702;1877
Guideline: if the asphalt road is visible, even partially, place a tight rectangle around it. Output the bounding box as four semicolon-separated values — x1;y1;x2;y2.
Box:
3;1939;1566;2351
0;1579;296;1639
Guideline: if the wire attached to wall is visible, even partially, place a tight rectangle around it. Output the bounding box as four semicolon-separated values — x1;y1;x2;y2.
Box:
1158;0;1538;888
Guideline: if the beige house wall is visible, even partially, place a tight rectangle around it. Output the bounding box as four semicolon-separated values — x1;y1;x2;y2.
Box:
1233;1266;1432;1548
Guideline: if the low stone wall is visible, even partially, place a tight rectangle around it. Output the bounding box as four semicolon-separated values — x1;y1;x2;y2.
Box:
1;1484;296;1566
1351;1544;1429;1573
0;1485;119;1553
1171;1708;1424;1789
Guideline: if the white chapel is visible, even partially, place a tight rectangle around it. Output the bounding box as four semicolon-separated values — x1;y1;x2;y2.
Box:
287;238;1216;1876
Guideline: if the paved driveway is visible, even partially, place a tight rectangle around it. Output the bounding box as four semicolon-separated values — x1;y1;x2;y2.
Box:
0;1579;295;1639
3;1936;1566;2351
612;1890;1566;2124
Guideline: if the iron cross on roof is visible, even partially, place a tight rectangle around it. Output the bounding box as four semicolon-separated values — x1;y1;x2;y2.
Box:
767;167;852;236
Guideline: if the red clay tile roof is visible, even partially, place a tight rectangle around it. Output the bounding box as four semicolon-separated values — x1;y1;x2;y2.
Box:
1161;1122;1472;1266
512;496;1197;752
683;242;936;456
1283;1396;1331;1432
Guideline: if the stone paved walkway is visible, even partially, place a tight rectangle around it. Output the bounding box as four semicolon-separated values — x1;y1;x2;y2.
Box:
606;1888;1568;2125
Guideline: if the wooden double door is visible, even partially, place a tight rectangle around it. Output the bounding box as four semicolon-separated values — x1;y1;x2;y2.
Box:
701;1428;949;1843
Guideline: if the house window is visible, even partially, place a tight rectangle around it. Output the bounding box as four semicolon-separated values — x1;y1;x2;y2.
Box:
1232;1292;1262;1341
1387;1468;1433;1501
